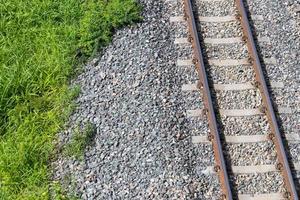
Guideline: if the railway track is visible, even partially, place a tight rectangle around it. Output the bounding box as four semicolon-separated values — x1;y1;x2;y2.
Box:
170;0;300;199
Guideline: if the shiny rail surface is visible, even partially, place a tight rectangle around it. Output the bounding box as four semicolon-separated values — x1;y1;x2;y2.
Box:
235;0;298;199
183;0;233;199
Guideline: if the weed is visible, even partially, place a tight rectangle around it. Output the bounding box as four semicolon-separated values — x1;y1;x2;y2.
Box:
51;175;79;200
64;122;96;160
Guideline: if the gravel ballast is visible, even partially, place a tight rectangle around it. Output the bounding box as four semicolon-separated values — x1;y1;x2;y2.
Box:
248;0;300;186
192;0;299;195
52;0;221;199
52;0;300;198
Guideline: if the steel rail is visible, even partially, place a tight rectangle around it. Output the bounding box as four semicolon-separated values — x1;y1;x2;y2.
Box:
183;0;233;199
235;0;299;199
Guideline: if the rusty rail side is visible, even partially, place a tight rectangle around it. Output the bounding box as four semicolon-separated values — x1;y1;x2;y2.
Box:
183;0;233;199
235;0;299;199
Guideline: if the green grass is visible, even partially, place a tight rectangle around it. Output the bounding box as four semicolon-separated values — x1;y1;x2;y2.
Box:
64;122;96;160
0;0;141;199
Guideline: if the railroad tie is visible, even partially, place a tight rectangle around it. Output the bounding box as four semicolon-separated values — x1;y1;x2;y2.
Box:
170;15;264;23
202;164;300;175
176;58;277;67
174;37;270;44
192;134;300;144
182;82;285;91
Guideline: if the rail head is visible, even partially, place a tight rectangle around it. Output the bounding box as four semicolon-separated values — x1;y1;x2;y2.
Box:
183;0;234;199
181;0;298;199
235;0;299;199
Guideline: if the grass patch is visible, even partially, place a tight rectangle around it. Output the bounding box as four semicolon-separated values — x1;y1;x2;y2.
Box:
51;175;79;200
64;122;96;160
0;0;141;199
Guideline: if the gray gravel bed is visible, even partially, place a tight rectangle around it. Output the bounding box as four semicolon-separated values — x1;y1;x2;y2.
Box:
178;66;199;84
182;173;221;200
189;0;298;195
245;0;267;15
193;0;237;17
182;91;204;110
52;0;222;199
287;143;300;163
174;22;189;38
224;142;277;166
220;115;270;136
248;0;299;92
185;117;209;137
175;44;193;59
188;144;222;199
232;172;284;194
214;89;262;110
288;2;300;30
270;89;299;109
248;20;268;38
176;3;220;194
204;43;248;59
255;43;276;58
200;21;243;38
207;65;255;84
264;64;288;81
193;4;267;38
52;0;300;198
169;0;184;16
248;0;300;186
193;144;215;168
277;113;300;135
295;171;300;187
